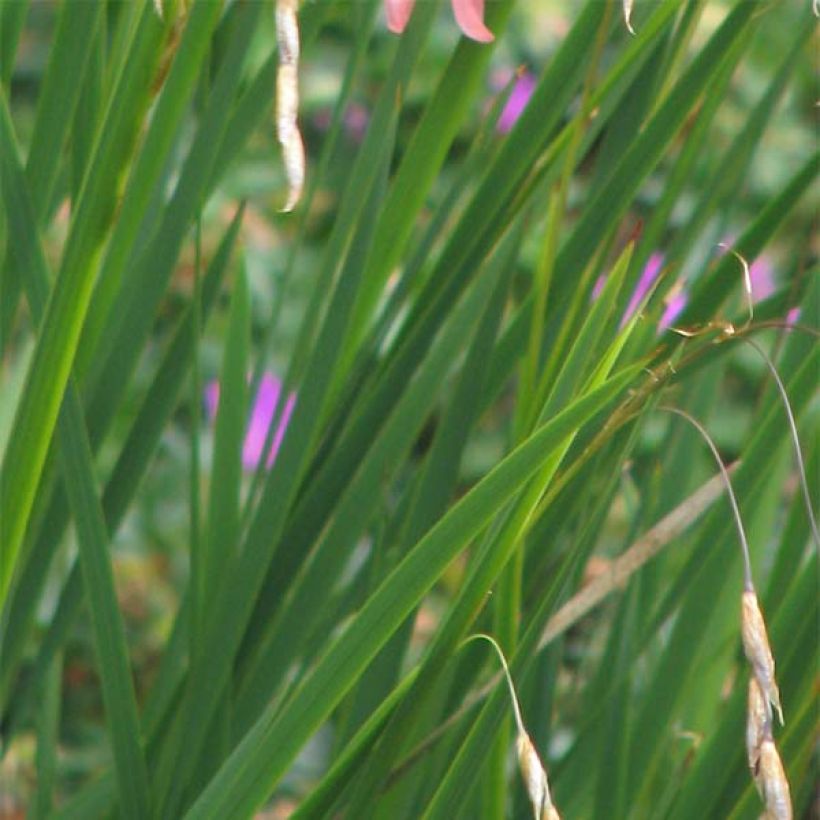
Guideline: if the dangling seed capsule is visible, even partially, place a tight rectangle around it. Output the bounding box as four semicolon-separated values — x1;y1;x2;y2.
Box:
623;0;636;34
516;732;560;820
741;590;783;725
757;736;792;820
746;676;767;788
275;0;305;212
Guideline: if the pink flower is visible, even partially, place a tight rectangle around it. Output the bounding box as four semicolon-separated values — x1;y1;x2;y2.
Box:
497;71;536;133
205;372;296;471
786;307;801;325
621;253;664;327
749;256;776;302
659;290;687;331
591;252;687;332
385;0;494;42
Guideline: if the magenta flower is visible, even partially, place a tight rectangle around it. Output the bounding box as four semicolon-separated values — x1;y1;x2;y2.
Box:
786;307;801;325
205;372;296;471
592;252;687;332
385;0;494;42
497;71;536;133
659;289;687;331
749;256;776;302
621;252;664;327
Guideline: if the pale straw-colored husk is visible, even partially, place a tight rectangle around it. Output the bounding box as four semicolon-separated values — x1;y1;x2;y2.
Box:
275;0;305;211
757;737;792;820
740;590;783;725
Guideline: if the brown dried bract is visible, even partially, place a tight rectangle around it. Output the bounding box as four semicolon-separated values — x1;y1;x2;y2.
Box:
757;737;792;820
276;0;304;212
516;732;560;820
741;590;783;725
746;676;767;788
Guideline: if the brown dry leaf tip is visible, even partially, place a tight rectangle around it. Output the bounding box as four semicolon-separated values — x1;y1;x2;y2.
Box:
757;737;792;820
275;0;305;212
746;676;767;788
466;634;560;820
623;0;636;35
741;590;784;726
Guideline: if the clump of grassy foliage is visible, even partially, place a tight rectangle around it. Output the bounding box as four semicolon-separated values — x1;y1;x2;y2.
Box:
0;1;816;818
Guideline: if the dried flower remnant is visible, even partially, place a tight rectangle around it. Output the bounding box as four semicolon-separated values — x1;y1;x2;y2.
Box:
746;676;767;782
467;634;561;820
741;589;784;726
757;736;792;820
623;0;636;35
276;0;305;212
385;0;494;42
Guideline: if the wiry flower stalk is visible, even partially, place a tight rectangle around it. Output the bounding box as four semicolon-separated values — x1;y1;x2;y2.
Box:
466;634;561;820
660;406;755;591
276;0;305;211
661;406;790;816
736;335;820;548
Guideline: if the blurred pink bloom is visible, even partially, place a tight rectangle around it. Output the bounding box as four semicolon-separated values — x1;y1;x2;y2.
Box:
314;102;370;143
749;256;776;302
592;252;687;332
786;307;801;325
385;0;494;42
205;372;296;471
659;290;687;331
621;253;664;327
497;72;536;133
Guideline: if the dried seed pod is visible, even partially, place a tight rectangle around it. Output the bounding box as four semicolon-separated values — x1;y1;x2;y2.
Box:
466;634;561;820
746;676;767;788
757;737;792;820
741;590;784;725
275;0;305;211
623;0;636;35
516;732;559;820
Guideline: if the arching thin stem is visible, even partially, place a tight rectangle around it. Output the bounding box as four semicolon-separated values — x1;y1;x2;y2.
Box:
461;633;525;737
660;405;755;591
737;336;819;549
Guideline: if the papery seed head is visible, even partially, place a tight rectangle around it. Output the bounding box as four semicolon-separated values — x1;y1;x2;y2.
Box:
741;591;783;725
623;0;636;34
746;676;767;789
275;0;304;211
758;738;792;820
517;732;557;820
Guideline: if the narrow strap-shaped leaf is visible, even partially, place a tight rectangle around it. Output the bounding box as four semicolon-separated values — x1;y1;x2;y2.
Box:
0;209;243;726
0;4;166;606
0;89;151;820
183;365;641;819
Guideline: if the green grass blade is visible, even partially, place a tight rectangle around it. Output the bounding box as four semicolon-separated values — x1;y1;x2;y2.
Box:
0;88;150;819
0;5;166;606
183;366;641;819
